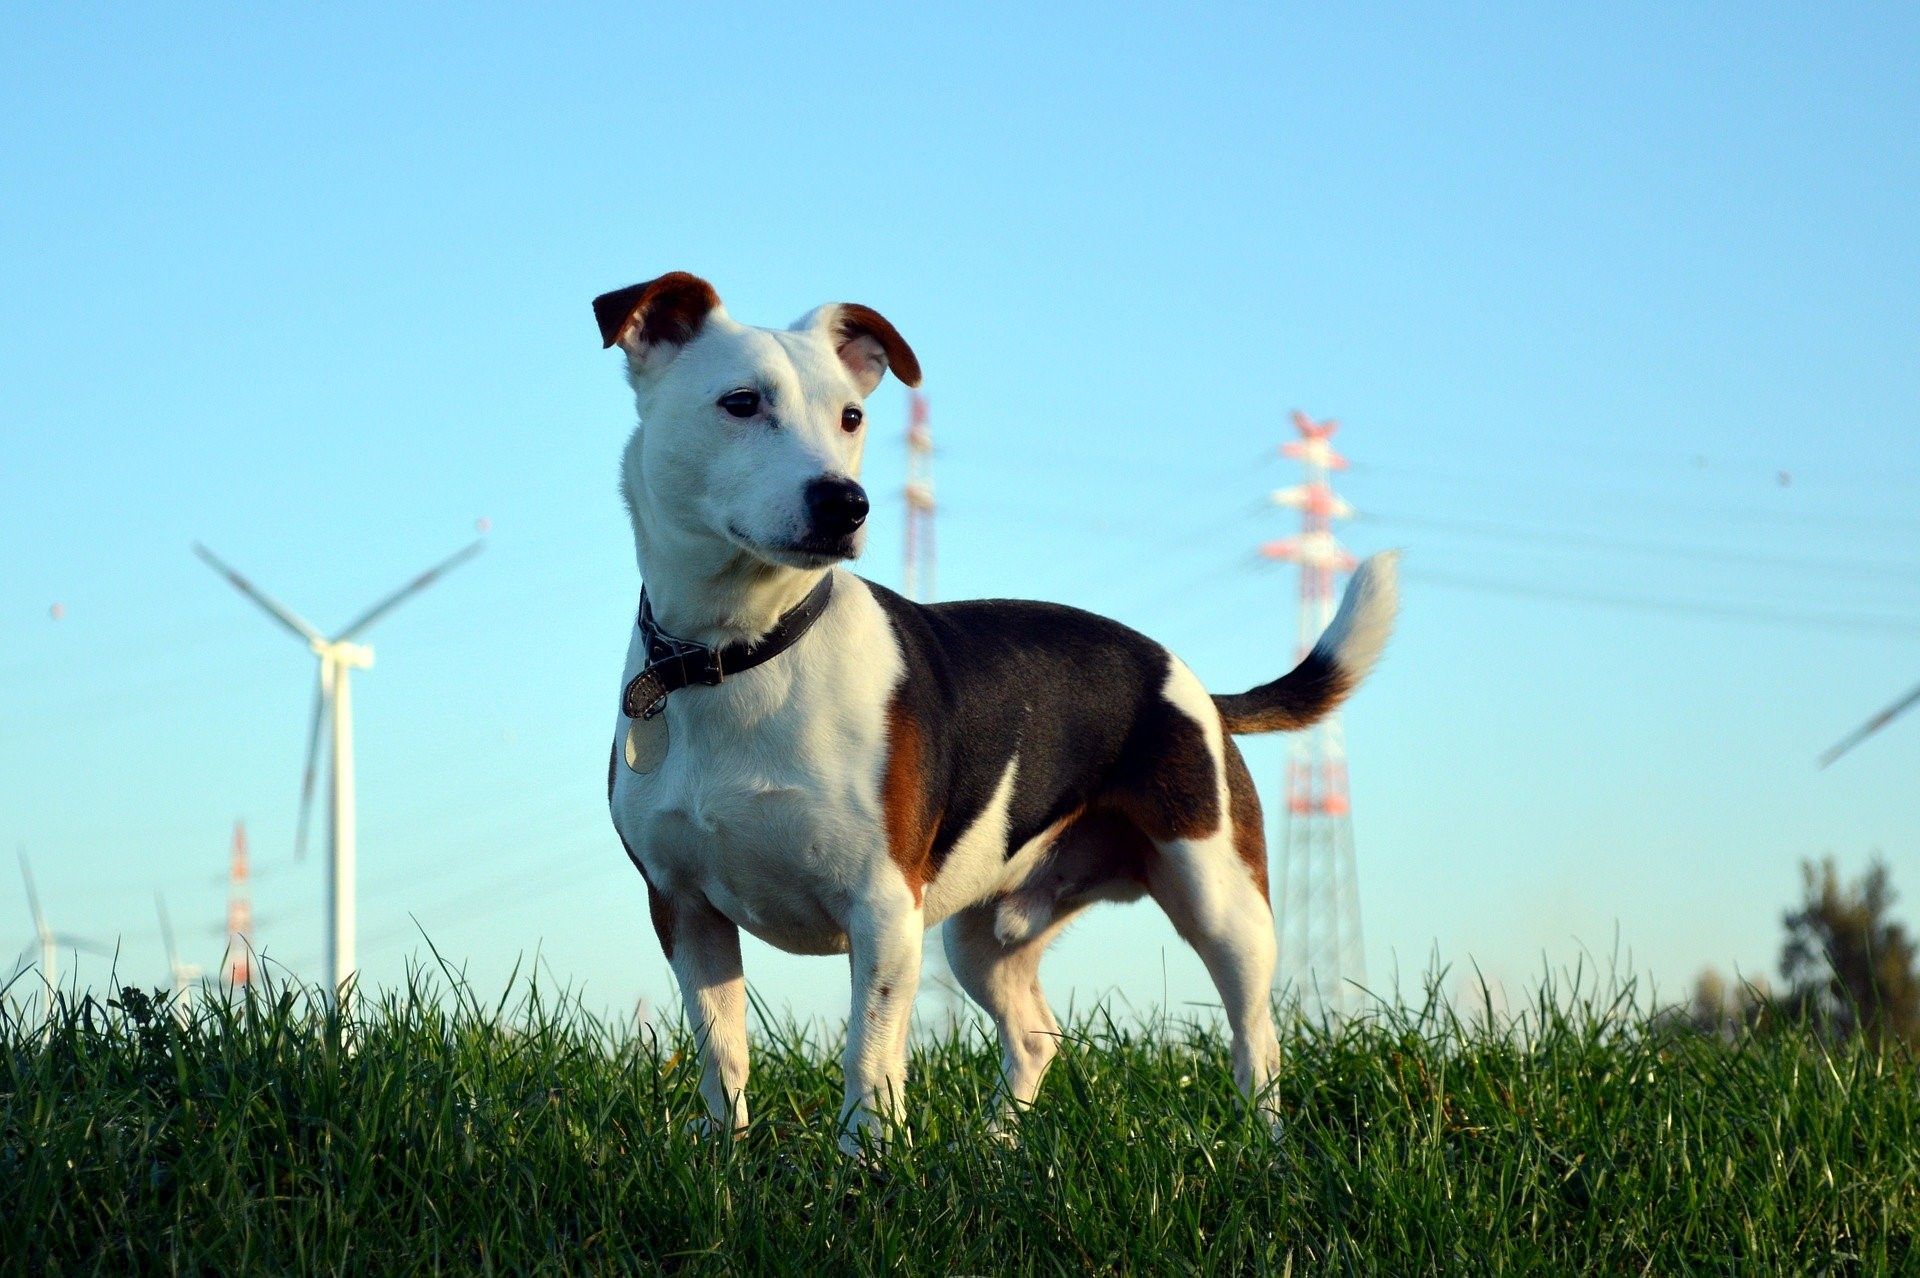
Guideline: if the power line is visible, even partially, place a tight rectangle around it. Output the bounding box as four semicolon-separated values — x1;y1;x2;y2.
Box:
1405;567;1920;638
1349;457;1920;536
1360;509;1920;584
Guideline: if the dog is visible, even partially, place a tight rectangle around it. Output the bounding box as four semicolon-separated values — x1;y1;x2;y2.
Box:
599;272;1398;1153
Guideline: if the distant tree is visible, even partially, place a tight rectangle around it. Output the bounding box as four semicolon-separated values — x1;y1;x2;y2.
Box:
1780;857;1920;1049
1680;965;1769;1041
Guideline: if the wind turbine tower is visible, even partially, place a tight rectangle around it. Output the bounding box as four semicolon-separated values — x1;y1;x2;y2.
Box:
14;850;111;1026
1261;411;1368;1019
195;537;483;1007
224;820;252;986
156;894;203;1026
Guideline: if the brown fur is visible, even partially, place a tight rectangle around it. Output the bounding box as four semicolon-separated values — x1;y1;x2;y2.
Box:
881;697;937;902
593;271;721;350
1221;735;1269;896
832;303;924;389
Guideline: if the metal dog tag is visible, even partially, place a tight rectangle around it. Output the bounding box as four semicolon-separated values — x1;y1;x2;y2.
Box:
624;711;669;774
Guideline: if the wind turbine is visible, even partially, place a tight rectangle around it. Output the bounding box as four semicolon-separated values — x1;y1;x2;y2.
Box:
193;536;484;1006
15;850;112;1026
1820;679;1920;768
155;893;203;1026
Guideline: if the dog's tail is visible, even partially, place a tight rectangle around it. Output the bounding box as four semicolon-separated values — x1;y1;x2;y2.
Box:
1213;551;1400;735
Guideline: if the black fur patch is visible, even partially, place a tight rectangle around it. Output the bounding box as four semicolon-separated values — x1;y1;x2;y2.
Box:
868;582;1219;873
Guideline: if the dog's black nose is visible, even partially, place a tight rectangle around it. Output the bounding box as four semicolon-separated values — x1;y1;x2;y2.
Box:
806;477;869;539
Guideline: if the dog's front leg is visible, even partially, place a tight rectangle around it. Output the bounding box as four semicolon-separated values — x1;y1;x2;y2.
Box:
661;893;751;1136
838;890;923;1156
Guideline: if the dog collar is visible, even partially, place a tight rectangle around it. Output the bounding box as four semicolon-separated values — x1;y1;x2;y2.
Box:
622;575;835;720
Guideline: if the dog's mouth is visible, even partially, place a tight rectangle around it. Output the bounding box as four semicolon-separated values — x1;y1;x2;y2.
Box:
726;523;859;569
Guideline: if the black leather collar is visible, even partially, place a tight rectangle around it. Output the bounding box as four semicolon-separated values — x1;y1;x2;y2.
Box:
622;575;835;720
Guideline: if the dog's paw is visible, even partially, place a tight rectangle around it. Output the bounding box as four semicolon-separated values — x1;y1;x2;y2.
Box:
983;1107;1025;1147
686;1115;748;1143
836;1112;910;1163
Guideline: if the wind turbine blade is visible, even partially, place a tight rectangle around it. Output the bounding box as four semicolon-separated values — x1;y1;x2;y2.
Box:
18;849;46;936
335;539;485;641
192;543;324;645
156;894;180;970
295;671;332;862
54;935;116;959
1820;679;1920;768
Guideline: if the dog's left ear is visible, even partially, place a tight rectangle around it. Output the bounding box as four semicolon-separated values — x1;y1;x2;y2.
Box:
593;272;723;374
802;303;923;396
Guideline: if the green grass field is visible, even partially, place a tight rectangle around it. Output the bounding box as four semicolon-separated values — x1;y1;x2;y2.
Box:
5;968;1917;1275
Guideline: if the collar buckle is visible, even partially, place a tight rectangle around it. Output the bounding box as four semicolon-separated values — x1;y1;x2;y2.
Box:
623;575;833;722
647;630;723;689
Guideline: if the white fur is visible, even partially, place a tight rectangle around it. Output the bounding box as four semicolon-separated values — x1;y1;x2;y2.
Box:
921;756;1020;927
616;309;876;645
611;571;902;956
1316;550;1400;683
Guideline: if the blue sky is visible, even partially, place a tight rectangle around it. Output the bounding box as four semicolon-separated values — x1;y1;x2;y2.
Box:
3;4;1916;1027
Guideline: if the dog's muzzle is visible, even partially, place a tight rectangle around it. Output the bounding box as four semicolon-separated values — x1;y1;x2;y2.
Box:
801;477;868;553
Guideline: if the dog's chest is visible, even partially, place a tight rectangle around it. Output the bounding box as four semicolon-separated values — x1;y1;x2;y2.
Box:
609;580;901;952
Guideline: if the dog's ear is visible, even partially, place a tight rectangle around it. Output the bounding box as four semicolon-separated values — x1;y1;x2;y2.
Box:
803;303;923;396
593;272;722;373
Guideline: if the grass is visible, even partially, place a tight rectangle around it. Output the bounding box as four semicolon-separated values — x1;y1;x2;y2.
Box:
4;965;1918;1276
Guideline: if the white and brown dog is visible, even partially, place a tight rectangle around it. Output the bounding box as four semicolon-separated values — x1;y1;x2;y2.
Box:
600;272;1398;1153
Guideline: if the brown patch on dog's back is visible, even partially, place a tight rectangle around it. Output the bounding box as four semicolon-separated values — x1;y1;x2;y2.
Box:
1221;735;1269;897
882;696;937;902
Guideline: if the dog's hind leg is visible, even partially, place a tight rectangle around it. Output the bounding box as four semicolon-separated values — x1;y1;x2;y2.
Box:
944;902;1073;1135
1148;835;1283;1131
1145;739;1283;1134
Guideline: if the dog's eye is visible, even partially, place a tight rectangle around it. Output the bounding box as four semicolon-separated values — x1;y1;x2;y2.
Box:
718;390;761;419
841;405;863;433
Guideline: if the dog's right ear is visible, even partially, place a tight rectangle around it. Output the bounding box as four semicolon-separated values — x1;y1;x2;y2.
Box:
592;272;722;375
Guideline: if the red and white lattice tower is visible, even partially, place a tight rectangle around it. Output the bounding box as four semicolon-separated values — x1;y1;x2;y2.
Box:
224;820;252;986
902;389;961;1027
1260;411;1366;1019
903;391;935;603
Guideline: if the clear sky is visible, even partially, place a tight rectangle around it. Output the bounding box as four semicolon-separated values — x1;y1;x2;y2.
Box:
4;4;1917;1029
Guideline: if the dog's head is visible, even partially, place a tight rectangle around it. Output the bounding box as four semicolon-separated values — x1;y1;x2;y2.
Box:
596;272;921;571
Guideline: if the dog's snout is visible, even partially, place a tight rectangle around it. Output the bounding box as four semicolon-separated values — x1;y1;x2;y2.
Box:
805;477;869;539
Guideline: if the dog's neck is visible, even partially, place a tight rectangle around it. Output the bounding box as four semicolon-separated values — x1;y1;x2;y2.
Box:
623;456;827;649
640;539;826;650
